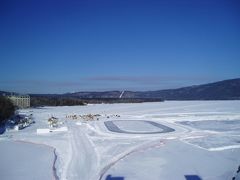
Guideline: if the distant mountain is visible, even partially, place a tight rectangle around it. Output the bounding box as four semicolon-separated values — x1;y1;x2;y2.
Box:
64;78;240;100
0;91;12;96
64;91;122;98
1;78;240;100
130;78;240;100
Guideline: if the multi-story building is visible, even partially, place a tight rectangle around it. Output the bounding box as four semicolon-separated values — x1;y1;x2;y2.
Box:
7;94;30;109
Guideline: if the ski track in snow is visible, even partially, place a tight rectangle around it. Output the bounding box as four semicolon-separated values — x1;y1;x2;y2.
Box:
98;139;166;180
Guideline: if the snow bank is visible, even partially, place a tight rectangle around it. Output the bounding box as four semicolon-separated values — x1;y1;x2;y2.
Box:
52;126;68;132
37;128;50;134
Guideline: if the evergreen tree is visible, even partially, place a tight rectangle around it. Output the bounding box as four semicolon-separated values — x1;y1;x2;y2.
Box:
0;96;15;124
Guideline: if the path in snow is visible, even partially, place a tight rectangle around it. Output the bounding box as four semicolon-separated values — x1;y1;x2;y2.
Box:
66;122;99;180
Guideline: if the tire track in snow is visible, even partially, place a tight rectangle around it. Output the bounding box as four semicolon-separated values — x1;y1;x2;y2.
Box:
98;139;166;180
67;123;99;180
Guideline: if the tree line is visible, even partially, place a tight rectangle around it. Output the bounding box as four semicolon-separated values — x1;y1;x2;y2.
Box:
0;96;15;124
30;96;86;107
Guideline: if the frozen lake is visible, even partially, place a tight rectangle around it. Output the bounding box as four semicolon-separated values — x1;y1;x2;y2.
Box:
178;120;240;132
0;101;240;180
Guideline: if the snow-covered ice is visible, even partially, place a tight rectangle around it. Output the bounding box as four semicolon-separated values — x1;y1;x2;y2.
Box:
0;101;240;180
0;140;56;180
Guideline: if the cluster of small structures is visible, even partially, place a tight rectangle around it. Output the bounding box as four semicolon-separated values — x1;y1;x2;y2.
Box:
36;116;67;134
48;116;59;128
66;114;101;121
106;114;121;119
6;114;35;131
66;114;121;121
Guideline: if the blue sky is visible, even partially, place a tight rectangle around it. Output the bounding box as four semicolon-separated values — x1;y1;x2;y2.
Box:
0;0;240;93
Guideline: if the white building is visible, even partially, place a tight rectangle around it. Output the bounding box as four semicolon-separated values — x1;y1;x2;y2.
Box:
8;94;30;109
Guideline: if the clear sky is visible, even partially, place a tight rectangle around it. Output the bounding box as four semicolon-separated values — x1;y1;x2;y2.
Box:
0;0;240;93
